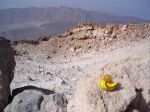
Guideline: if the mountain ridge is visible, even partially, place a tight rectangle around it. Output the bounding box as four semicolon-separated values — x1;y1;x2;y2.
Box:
0;6;149;25
0;6;149;40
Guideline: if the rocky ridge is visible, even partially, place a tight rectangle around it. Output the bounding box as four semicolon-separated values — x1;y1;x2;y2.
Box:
12;23;150;56
1;7;149;40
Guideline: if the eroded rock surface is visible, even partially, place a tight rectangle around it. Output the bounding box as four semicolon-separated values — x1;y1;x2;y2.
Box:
68;53;150;112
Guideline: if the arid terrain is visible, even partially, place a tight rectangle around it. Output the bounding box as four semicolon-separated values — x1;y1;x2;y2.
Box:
1;23;150;112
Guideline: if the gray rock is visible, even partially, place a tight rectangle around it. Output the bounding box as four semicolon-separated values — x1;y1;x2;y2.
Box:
0;37;16;111
4;86;68;112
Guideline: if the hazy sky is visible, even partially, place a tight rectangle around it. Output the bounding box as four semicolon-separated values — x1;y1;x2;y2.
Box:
0;0;150;20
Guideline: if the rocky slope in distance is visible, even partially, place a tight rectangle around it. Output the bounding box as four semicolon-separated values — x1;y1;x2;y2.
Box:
0;6;149;40
4;23;150;112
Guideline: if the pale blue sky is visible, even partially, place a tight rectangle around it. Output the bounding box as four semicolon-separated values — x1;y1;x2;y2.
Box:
0;0;150;20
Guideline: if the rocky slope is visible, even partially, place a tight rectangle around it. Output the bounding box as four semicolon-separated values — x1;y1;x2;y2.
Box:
5;23;150;112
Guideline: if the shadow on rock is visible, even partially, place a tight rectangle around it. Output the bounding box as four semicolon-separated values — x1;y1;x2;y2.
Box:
108;83;123;92
125;88;150;112
114;83;123;91
9;85;55;103
5;86;67;112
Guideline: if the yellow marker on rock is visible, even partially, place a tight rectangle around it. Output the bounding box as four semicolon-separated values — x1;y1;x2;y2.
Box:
98;74;118;91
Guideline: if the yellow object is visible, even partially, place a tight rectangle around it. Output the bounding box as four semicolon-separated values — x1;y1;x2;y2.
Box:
98;74;118;90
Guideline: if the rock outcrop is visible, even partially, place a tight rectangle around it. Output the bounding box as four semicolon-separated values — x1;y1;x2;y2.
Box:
68;53;150;112
4;86;68;112
0;37;16;111
12;23;150;57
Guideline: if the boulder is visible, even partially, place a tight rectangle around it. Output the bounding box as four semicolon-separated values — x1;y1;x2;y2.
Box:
0;37;15;111
68;53;150;112
74;30;93;40
73;30;86;40
4;86;68;112
120;25;127;31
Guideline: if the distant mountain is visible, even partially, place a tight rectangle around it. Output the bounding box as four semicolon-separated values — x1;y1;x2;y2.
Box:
0;6;149;40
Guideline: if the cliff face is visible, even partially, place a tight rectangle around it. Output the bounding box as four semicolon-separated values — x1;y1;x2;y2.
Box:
3;23;150;112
